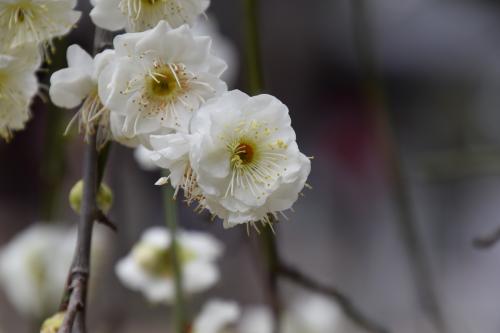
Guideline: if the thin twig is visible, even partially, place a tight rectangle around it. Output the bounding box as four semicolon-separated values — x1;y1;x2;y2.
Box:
278;262;389;333
473;226;500;249
95;209;117;232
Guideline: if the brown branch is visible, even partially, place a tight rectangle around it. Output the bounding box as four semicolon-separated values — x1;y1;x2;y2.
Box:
473;226;500;249
58;130;99;333
57;27;113;333
277;262;390;333
58;270;87;333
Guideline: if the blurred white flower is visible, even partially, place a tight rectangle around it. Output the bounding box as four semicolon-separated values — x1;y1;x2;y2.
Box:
99;21;227;139
0;43;40;141
115;226;223;304
199;295;343;333
0;223;105;319
0;0;80;57
238;306;273;333
49;44;115;147
193;299;240;333
193;17;238;86
90;0;209;32
282;294;343;333
187;90;311;228
134;145;159;171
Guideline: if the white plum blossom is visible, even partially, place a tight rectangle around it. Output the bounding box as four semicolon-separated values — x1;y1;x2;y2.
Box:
193;299;240;333
192;17;238;86
115;226;223;304
90;0;209;33
49;44;115;147
0;43;40;141
99;20;227;140
0;223;105;319
151;90;311;228
0;0;80;57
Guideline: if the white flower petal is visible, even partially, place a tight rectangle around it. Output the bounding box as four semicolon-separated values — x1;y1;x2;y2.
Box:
67;44;94;76
90;0;126;31
49;67;94;108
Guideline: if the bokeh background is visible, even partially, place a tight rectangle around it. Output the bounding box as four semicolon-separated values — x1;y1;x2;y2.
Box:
2;0;500;332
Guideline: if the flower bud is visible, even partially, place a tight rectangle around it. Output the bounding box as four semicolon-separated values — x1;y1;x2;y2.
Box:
69;180;113;214
40;312;65;333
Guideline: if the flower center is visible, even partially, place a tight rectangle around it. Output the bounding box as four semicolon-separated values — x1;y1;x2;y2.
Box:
16;8;25;22
141;0;159;4
232;142;255;166
145;64;180;98
132;242;195;277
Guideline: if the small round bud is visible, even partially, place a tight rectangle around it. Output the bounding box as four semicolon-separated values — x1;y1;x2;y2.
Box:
40;312;65;333
69;180;113;214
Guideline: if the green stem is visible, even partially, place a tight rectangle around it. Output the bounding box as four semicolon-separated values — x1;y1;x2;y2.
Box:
261;227;281;333
162;180;186;333
350;1;447;332
244;0;264;95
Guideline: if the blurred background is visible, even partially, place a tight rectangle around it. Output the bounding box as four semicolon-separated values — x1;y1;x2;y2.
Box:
3;0;500;332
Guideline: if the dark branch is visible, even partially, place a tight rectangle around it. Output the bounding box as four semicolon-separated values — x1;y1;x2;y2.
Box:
277;262;390;333
473;226;500;249
57;28;113;333
58;270;87;333
58;130;99;333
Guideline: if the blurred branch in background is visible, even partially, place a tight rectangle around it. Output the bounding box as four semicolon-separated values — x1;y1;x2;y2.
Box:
350;1;448;332
243;0;264;96
243;1;281;332
417;146;500;181
162;181;186;333
261;227;282;333
473;226;500;249
278;262;389;333
40;38;70;221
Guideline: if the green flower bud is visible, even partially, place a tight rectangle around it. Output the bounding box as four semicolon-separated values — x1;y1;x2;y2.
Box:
40;312;65;333
69;180;113;214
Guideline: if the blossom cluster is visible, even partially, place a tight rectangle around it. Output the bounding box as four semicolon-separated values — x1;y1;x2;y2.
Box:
0;1;314;330
49;0;310;229
0;0;80;141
